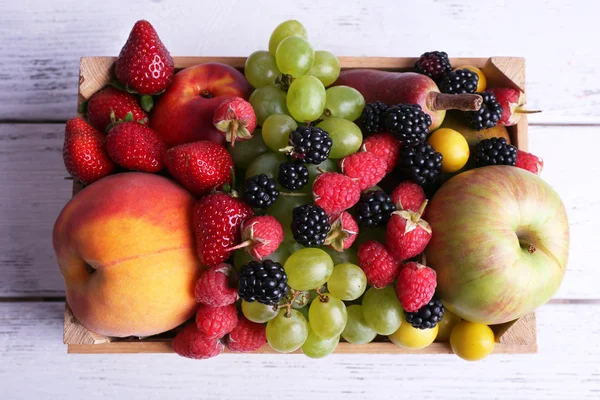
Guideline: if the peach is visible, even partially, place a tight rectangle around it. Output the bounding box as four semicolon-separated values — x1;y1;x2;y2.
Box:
53;173;202;337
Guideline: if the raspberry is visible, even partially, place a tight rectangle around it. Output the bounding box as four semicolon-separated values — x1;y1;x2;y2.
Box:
386;208;432;262
357;240;400;288
396;262;437;312
325;211;359;252
195;303;239;339
391;181;427;212
173;324;224;360
340;151;387;191
194;264;238;307
235;216;284;260
226;316;267;352
361;133;401;174
313;172;361;215
515;149;544;175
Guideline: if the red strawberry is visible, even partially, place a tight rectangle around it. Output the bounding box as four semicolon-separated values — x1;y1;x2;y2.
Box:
515;150;544;175
63;118;115;185
194;263;239;306
86;87;148;132
396;262;437;312
361;133;401;174
106;122;166;172
325;212;359;252
313;172;361;215
173;323;224;360
340;151;387;191
195;303;238;339
226;316;267;352
391;181;427;212
165;141;234;197
485;87;540;126
194;193;254;266
386;202;432;262
228;216;283;260
213;97;257;147
115;20;174;95
357;240;399;288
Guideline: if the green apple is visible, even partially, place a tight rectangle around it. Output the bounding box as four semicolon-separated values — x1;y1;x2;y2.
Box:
425;166;569;324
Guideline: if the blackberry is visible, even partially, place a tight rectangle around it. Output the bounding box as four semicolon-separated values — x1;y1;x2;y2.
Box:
359;101;389;134
405;298;445;329
243;174;279;208
384;104;432;146
415;51;452;80
287;126;333;164
475;137;517;167
465;91;503;130
291;204;331;247
438;68;479;94
397;143;443;186
355;190;396;227
278;162;309;191
238;260;288;306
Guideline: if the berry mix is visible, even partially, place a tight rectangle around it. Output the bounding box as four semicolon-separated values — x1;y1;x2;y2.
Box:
61;19;551;362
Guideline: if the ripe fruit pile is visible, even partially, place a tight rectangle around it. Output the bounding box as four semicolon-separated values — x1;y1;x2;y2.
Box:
61;19;553;363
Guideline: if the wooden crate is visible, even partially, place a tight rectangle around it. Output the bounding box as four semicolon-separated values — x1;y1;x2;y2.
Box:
65;56;536;354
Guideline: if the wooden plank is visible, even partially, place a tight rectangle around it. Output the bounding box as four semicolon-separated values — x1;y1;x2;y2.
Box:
1;302;598;399
0;123;596;298
1;0;600;124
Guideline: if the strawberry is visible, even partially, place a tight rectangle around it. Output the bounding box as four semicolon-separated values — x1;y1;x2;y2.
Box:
396;262;437;312
115;20;174;95
228;216;283;260
340;151;387;191
213;97;257;147
386;201;432;262
391;181;427;212
106;122;166;172
165;141;234;197
313;172;361;215
515;149;544;175
86;87;148;132
194;193;254;266
325;212;359;252
361;133;401;174
63;118;115;185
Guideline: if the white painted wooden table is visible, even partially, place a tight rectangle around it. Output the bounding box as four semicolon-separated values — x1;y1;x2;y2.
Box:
1;0;599;398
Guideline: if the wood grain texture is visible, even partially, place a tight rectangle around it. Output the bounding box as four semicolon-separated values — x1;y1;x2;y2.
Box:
0;123;596;298
2;302;598;400
1;0;600;123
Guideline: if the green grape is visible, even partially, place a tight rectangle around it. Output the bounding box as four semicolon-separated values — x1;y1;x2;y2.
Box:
308;293;348;339
275;36;314;78
264;245;290;265
286;75;326;123
262;114;297;152
327;263;367;301
228;129;268;169
362;286;404;335
266;308;309;353
353;226;387;249
268;194;311;243
246;152;287;180
291;290;312;309
322;246;358;265
284;248;334;290
268;20;308;56
302;158;337;193
342;305;377;344
302;326;339;359
325;86;365;121
308;50;340;87
245;50;282;88
242;300;279;323
316;118;363;159
298;304;310;320
249;87;289;126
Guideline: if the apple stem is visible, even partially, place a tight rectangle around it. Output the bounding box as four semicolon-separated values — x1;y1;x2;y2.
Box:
519;239;537;253
515;106;542;115
427;92;483;112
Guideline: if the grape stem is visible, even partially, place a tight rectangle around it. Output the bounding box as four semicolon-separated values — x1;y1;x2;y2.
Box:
277;289;302;318
315;287;329;303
